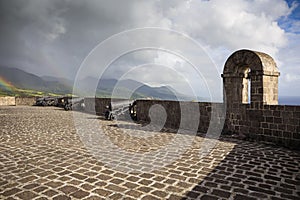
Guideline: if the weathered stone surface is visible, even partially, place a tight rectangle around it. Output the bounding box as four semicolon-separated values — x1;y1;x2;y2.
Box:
0;106;299;200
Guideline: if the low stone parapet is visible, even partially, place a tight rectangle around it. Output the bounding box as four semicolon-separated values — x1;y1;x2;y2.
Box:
0;96;16;106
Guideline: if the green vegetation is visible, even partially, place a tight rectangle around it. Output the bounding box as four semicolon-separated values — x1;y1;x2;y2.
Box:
0;87;64;97
0;86;146;99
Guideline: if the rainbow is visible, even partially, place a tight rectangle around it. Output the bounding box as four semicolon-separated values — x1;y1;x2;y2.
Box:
0;76;15;91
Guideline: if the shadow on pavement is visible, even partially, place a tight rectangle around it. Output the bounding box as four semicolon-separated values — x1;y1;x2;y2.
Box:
182;141;300;200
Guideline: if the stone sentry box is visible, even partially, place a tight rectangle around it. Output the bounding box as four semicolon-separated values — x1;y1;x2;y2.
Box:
222;49;280;134
222;50;299;148
222;49;280;106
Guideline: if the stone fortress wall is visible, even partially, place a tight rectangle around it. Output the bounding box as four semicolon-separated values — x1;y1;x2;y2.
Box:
15;97;36;106
134;100;300;149
1;50;299;149
0;96;15;106
135;100;225;134
0;96;36;106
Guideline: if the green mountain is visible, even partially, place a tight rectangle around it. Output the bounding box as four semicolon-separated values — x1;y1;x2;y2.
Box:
81;76;189;100
0;66;72;95
0;66;195;100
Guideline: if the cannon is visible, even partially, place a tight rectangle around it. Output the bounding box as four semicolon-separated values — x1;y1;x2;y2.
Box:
55;96;72;108
35;96;58;106
104;100;137;121
64;97;85;111
104;104;114;120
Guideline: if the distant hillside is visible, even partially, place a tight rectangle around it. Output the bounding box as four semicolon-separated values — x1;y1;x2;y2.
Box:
0;66;195;100
0;67;46;89
41;75;73;86
0;66;72;94
82;77;189;100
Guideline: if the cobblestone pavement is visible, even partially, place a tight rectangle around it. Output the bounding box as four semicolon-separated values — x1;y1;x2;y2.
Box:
0;106;299;200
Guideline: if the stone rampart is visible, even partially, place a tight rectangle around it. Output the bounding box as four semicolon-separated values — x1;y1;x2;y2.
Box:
15;97;36;106
0;96;37;106
136;100;225;133
225;104;300;148
134;99;299;149
0;96;16;106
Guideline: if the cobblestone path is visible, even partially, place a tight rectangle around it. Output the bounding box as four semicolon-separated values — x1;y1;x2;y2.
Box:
0;106;299;200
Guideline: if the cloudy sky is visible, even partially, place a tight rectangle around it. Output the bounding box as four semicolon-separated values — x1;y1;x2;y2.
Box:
0;0;299;99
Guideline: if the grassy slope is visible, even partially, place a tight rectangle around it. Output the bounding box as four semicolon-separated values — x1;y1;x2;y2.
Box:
0;87;68;97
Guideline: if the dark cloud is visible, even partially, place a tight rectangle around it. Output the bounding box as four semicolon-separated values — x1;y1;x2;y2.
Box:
0;0;299;97
0;0;138;77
